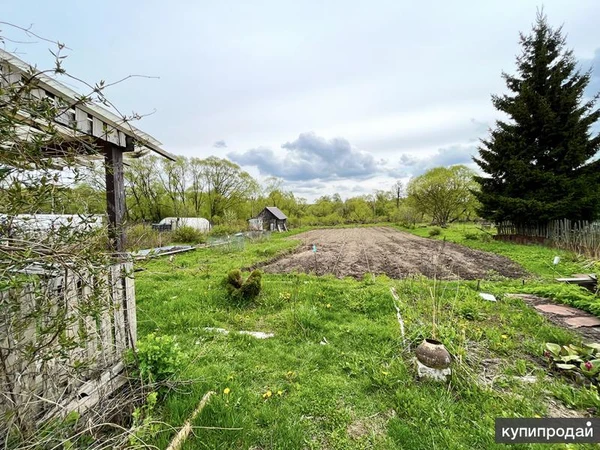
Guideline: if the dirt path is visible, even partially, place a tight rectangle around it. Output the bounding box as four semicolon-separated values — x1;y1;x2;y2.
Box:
260;227;526;280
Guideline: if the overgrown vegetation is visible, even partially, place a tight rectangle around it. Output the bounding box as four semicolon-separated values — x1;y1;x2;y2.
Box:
223;269;263;303
130;333;187;383
130;225;600;448
172;225;207;244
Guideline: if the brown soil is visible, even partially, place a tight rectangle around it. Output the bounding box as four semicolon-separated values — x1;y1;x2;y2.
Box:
260;227;526;280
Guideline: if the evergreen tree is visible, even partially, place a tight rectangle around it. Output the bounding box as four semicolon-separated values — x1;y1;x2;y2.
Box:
474;12;600;225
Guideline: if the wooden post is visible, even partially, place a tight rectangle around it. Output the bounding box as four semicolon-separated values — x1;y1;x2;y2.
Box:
104;142;126;253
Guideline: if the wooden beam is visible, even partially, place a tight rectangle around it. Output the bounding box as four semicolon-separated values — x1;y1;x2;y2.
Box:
104;142;126;253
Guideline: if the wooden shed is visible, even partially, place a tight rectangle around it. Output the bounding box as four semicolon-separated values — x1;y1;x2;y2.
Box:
251;207;288;232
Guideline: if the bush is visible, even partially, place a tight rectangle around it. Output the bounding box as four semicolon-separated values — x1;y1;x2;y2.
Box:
126;224;173;251
130;333;186;383
463;231;480;240
172;225;206;244
428;227;442;237
223;269;263;303
210;224;243;237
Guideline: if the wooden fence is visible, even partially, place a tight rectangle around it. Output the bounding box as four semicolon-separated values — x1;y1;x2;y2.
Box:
496;219;600;258
0;261;136;432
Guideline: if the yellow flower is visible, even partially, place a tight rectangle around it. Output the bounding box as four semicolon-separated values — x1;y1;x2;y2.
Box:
326;303;331;308
223;387;231;395
263;390;272;399
277;390;283;396
501;334;508;339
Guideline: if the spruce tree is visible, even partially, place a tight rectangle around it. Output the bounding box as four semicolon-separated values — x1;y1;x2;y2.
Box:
473;12;600;225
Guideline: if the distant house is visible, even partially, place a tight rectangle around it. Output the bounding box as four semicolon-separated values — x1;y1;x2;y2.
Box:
250;207;288;232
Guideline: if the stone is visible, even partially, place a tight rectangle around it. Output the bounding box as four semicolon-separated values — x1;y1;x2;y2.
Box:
415;359;451;382
564;316;600;328
534;304;580;316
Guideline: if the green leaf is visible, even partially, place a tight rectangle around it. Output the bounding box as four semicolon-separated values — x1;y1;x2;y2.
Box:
545;343;561;356
559;354;582;363
555;363;577;370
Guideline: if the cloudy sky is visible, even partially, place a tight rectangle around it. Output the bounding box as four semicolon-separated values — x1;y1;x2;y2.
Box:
3;1;600;200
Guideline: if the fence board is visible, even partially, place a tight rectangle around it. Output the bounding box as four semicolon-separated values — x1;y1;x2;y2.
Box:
0;261;136;432
496;219;600;258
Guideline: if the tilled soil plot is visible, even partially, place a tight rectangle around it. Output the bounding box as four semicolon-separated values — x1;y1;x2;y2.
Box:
260;227;526;280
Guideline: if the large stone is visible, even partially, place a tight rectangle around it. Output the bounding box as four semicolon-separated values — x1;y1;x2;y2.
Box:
564;317;600;328
534;304;581;316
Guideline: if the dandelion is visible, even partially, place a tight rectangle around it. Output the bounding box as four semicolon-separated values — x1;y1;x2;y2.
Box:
277;390;283;396
501;334;508;339
326;303;331;308
223;387;231;395
263;390;272;399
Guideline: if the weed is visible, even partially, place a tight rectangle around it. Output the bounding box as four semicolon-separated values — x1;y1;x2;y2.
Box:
130;333;186;383
223;269;262;303
129;391;160;446
428;227;442;237
172;225;207;244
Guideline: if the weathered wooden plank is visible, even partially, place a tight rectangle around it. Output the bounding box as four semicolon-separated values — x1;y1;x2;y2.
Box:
111;264;126;356
123;262;137;347
1;262;137;428
104;142;126;253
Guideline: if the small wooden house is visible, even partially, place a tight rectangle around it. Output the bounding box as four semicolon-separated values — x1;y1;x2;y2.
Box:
251;207;288;232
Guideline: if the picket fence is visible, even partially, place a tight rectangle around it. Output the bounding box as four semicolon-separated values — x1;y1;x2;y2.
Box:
0;261;136;431
496;219;600;257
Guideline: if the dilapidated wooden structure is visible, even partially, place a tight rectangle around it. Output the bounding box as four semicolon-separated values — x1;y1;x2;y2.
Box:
250;207;288;232
0;48;175;252
0;49;174;430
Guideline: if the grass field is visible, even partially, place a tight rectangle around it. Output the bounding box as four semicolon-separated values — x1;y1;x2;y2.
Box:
133;224;600;449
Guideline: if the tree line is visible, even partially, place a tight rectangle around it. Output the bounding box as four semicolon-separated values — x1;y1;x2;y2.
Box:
9;154;479;229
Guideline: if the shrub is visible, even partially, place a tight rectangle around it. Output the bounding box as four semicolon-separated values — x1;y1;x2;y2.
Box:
463;231;480;240
223;269;263;303
428;227;442;237
210;224;242;237
130;333;186;383
172;225;206;244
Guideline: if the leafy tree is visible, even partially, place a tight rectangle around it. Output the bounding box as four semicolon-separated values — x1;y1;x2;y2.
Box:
474;12;600;224
392;180;405;209
202;156;258;220
407;165;478;226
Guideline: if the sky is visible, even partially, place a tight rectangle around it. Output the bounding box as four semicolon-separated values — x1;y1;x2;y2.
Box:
2;1;600;201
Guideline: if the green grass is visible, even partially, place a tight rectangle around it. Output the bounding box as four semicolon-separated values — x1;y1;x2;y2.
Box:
395;223;600;316
133;226;600;449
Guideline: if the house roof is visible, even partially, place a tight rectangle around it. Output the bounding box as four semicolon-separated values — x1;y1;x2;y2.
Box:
264;206;287;220
0;48;175;160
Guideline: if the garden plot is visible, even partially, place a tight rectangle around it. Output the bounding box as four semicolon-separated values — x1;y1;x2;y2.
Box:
259;227;526;280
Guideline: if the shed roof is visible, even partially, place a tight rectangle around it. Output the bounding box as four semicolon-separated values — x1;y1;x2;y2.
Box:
264;206;287;220
0;48;175;160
